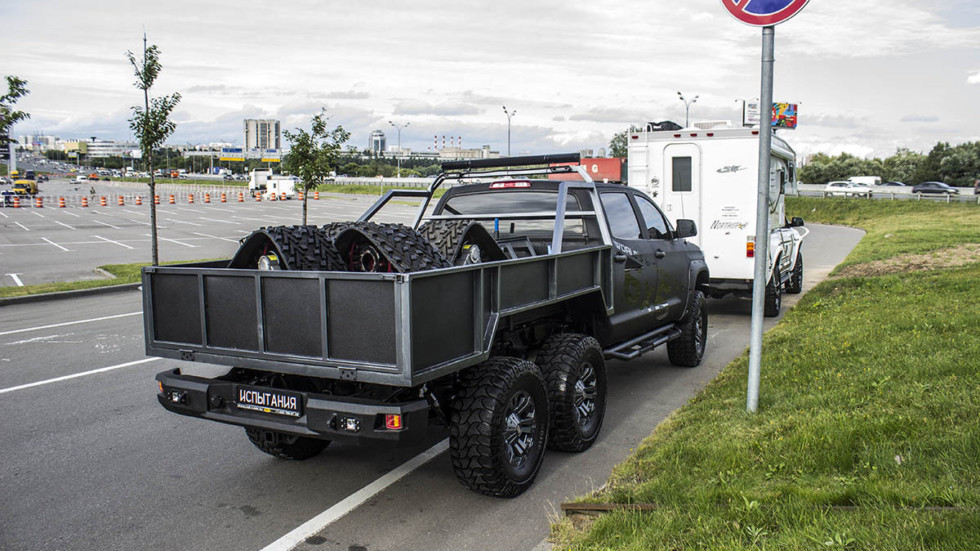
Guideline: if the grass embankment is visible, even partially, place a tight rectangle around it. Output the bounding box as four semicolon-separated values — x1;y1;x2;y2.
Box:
0;261;195;298
552;197;980;550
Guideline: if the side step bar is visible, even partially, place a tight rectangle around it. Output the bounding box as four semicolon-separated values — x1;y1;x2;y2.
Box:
604;325;681;361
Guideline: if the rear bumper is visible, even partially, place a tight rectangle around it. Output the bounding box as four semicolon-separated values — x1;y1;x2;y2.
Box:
155;368;430;445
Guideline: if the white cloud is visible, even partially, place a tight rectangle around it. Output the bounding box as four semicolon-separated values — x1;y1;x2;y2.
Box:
969;71;980;84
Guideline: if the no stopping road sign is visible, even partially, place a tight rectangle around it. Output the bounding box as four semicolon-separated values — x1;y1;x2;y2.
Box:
721;0;810;26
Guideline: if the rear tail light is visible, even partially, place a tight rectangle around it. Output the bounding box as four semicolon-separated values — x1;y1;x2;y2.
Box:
385;414;403;430
746;237;755;258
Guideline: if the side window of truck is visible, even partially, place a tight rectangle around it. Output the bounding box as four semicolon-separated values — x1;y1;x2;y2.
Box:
599;192;642;240
634;196;671;239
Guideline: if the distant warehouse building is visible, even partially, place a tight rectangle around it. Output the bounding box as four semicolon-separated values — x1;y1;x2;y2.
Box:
244;119;281;150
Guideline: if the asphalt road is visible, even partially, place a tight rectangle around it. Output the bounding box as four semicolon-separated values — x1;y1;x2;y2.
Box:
0;216;863;551
0;178;419;287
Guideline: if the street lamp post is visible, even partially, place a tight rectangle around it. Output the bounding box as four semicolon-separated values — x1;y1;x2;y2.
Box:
677;91;699;128
388;120;409;177
502;106;516;156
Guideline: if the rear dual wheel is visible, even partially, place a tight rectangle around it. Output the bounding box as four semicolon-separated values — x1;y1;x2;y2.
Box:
535;334;607;452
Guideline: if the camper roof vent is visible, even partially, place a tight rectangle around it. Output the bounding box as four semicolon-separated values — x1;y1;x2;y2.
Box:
693;120;734;130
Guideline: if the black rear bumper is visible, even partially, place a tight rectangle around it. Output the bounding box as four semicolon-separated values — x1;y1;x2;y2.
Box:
155;369;430;445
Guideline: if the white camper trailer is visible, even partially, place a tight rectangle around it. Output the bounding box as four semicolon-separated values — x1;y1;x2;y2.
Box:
627;124;807;316
249;169;298;200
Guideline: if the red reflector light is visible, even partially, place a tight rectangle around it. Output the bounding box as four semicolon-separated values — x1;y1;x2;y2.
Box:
630;135;639;140
385;414;403;430
689;133;698;137
673;134;681;138
489;181;531;189
746;242;755;258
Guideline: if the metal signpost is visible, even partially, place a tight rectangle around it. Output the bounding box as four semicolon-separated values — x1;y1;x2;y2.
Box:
720;0;810;413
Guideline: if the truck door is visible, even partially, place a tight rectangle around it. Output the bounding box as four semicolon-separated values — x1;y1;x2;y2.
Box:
599;191;665;342
661;143;702;248
634;192;691;321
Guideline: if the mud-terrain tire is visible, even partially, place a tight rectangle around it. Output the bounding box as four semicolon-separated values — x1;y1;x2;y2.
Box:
785;251;803;294
333;222;450;273
244;428;329;460
667;290;708;367
535;334;606;452
449;357;549;497
228;225;345;271
419;219;506;265
765;263;782;317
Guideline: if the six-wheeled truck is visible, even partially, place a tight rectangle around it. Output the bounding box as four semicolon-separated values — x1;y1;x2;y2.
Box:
145;153;709;497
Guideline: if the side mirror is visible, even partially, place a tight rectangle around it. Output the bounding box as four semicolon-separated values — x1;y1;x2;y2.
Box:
675;219;697;238
789;217;805;227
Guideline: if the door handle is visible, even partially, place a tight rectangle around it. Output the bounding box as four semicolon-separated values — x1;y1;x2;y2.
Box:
614;253;627;263
655;250;666;259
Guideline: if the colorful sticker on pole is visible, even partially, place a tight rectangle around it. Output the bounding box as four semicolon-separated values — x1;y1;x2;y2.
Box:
771;102;798;128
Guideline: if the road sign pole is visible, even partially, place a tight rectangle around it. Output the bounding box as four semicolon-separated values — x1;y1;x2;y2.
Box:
747;25;775;413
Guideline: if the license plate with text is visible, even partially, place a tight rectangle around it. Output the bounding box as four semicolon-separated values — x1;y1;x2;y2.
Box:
234;386;302;417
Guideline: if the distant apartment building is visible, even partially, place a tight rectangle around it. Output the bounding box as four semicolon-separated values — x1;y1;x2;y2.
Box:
244;119;281;150
369;130;386;156
86;138;138;157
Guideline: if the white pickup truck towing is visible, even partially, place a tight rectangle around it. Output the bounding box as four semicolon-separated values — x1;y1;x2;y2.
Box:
627;122;807;316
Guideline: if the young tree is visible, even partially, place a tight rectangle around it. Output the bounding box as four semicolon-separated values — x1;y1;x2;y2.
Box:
282;109;350;225
127;36;181;266
609;128;629;158
1;76;30;148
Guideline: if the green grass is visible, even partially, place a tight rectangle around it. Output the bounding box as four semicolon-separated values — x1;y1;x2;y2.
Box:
551;198;980;550
0;260;212;298
314;182;447;198
112;177;248;187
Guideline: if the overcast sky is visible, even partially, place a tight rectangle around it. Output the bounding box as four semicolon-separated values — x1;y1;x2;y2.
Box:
2;0;978;159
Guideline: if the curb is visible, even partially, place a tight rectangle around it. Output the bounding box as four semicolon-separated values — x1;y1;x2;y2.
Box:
0;283;142;307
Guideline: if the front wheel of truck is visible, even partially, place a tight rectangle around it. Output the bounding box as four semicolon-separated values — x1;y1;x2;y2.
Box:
244;428;330;460
765;263;783;317
449;357;549;497
667;290;708;367
535;334;607;452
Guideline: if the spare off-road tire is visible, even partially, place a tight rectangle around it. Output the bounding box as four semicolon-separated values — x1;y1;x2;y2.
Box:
333;222;451;273
419;219;507;265
228;225;345;271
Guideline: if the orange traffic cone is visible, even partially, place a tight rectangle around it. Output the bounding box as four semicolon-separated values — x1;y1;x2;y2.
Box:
81;197;89;208
204;193;211;204
280;192;286;201
298;191;305;201
220;193;227;203
12;196;20;208
100;196;107;207
314;191;320;200
135;195;143;206
188;194;195;204
238;192;244;202
169;194;175;204
117;196;125;206
35;196;43;208
59;197;66;208
154;194;160;205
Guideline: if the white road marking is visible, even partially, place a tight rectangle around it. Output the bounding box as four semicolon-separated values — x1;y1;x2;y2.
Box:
164;218;203;227
55;220;76;230
94;235;135;249
15;222;30;231
192;231;240;243
60;209;80;217
31;211;45;218
0;210;7;218
0;357;160;395
6;273;24;286
94;220;122;230
260;439;450;551
41;237;71;252
149;234;197;248
0;312;142;337
197;217;238;225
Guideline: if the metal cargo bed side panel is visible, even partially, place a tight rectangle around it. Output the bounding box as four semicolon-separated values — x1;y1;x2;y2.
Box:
143;246;612;388
144;268;404;384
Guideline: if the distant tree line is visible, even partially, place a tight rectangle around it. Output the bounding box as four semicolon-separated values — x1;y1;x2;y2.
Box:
800;142;980;187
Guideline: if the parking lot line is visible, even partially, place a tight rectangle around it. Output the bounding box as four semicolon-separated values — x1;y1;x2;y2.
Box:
55;220;76;230
60;209;80;218
41;237;71;252
6;274;24;287
0;311;142;337
259;439;450;551
163;218;203;227
150;234;197;248
31;211;45;218
94;235;135;249
15;222;30;232
94;220;122;230
192;231;240;243
0;357;160;395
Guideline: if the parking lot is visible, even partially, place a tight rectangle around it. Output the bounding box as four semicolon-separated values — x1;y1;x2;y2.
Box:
0;180;420;287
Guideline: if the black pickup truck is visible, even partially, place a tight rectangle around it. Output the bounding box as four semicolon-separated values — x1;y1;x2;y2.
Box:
145;153;709;497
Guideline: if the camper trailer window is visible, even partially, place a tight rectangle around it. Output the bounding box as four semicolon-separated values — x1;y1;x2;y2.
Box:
635;196;671;239
599;192;642;240
672;157;693;192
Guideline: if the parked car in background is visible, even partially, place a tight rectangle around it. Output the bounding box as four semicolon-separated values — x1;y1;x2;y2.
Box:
879;181;906;187
912;181;958;195
824;180;873;197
